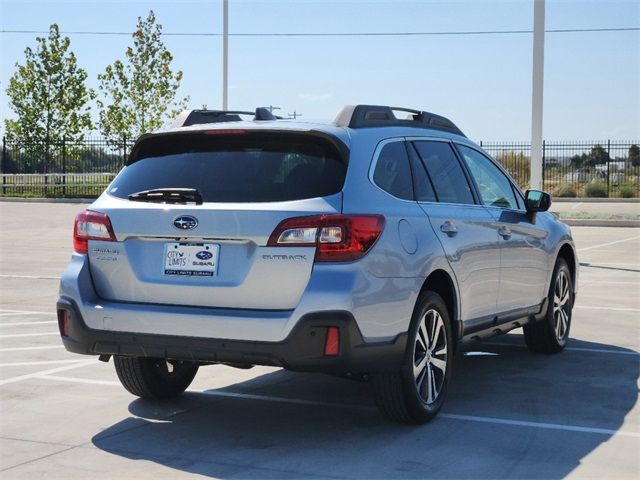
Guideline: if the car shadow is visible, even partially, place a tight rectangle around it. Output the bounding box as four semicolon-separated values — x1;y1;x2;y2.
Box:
92;335;638;479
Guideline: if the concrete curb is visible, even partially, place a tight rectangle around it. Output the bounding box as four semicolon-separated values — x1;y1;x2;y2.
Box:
0;197;93;204
554;198;639;203
563;219;640;228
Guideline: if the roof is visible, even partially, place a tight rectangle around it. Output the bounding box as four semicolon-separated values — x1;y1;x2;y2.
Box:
151;104;469;148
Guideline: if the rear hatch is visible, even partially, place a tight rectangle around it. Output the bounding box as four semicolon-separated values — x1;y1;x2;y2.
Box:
86;129;348;310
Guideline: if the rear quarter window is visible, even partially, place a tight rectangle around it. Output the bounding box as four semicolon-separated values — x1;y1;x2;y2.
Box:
372;141;414;200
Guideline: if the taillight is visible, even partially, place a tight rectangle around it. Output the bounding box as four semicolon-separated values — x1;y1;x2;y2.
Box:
324;327;340;356
73;210;116;254
267;214;385;262
57;309;69;337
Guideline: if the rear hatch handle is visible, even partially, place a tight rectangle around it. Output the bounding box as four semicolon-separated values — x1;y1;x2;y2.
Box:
128;188;204;205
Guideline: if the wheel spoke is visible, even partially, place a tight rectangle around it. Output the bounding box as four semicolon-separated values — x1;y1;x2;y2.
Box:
419;318;429;350
430;357;447;374
416;364;427;395
430;316;443;346
425;364;435;403
429;365;438;401
434;345;447;356
561;309;569;334
414;355;427;379
562;276;569;299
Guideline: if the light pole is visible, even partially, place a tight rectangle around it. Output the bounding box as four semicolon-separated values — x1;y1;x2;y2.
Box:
530;0;545;190
222;0;229;110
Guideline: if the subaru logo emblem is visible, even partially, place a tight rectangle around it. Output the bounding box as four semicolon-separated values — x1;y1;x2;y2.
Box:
173;215;198;230
196;251;213;260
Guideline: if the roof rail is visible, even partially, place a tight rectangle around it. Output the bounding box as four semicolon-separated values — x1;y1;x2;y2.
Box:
333;105;466;137
171;107;279;128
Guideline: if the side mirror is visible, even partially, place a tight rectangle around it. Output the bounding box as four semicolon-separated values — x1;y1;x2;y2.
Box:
525;189;551;212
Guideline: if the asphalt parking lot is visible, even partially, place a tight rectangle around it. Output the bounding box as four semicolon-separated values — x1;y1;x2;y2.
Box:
1;201;638;479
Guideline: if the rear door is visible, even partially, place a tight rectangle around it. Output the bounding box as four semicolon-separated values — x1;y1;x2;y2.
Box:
454;144;549;312
87;130;348;310
408;139;501;327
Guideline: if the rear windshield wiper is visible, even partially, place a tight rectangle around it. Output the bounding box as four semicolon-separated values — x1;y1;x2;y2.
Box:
128;188;203;205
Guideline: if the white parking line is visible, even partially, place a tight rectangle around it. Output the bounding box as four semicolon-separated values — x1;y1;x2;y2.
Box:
483;342;639;356
0;345;64;352
0;309;55;316
0;360;97;386
570;202;583;210
0;321;57;326
0;274;60;280
438;413;640;438
40;375;120;386
36;375;640;438
0;359;93;367
0;332;59;338
577;235;640;252
564;347;640;356
575;305;640;313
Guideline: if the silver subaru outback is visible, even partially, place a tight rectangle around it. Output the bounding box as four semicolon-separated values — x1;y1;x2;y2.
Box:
57;105;578;423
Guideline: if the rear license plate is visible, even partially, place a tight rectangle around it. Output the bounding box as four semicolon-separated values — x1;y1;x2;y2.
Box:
164;243;220;277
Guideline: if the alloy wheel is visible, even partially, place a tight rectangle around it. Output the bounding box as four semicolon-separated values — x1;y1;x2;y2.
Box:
553;270;571;342
413;309;448;405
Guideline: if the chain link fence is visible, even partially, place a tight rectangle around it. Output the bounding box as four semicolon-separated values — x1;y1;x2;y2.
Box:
1;137;638;198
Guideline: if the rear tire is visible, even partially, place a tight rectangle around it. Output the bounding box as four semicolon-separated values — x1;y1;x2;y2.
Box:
371;291;453;424
524;258;573;354
114;356;198;400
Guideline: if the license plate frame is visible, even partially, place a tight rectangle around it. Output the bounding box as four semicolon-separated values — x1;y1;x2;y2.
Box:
163;243;220;277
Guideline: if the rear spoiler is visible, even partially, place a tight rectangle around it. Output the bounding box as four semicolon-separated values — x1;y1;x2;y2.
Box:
126;129;350;167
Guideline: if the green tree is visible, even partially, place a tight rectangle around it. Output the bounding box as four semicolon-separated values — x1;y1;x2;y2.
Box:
587;144;610;167
97;10;188;144
629;144;639;167
4;24;94;172
569;153;587;169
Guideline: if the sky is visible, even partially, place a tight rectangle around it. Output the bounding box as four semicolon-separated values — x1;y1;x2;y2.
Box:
0;0;638;141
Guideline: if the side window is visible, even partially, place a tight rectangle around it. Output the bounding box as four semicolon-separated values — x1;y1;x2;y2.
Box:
412;141;474;205
456;145;518;209
373;141;414;200
408;146;437;202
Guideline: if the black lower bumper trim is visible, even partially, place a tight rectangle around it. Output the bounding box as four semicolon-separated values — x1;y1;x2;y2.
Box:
56;298;407;374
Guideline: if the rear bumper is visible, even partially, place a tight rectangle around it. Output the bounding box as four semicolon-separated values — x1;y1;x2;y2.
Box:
56;297;407;374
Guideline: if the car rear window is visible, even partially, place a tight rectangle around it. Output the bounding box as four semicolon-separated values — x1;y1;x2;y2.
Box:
108;132;348;203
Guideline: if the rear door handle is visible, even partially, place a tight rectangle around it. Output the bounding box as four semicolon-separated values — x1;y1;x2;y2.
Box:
440;221;458;237
498;226;512;239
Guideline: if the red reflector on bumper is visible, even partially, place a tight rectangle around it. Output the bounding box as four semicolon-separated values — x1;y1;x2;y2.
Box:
324;327;340;356
57;310;69;337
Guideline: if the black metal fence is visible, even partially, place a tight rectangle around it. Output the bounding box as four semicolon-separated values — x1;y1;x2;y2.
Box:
1;136;133;197
480;140;638;198
1;137;638;198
